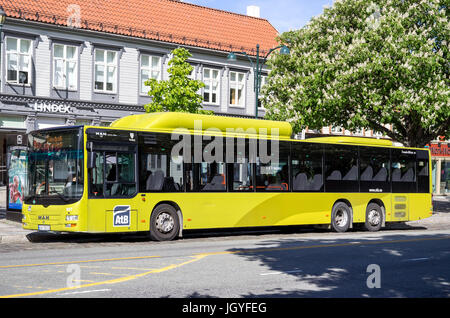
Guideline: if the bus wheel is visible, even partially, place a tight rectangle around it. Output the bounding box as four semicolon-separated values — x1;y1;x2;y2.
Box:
150;204;180;241
331;202;351;233
365;203;383;232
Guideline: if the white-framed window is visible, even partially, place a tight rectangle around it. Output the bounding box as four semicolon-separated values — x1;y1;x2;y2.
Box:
374;131;383;137
331;126;343;134
53;44;78;90
229;71;245;107
258;75;267;109
203;68;220;104
140;54;161;95
94;49;117;93
6;37;32;85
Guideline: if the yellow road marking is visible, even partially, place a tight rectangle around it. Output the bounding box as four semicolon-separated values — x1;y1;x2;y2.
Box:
0;255;160;269
88;272;130;277
110;266;155;271
0;255;206;298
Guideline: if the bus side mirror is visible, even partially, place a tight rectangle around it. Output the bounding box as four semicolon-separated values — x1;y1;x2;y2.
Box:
87;152;96;169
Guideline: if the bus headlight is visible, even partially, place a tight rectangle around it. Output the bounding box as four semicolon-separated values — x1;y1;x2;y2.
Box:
66;215;79;221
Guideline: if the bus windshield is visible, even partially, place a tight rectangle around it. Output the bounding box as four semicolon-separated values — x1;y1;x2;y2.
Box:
25;127;84;205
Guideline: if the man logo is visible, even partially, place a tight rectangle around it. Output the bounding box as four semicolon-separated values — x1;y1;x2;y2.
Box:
113;205;131;227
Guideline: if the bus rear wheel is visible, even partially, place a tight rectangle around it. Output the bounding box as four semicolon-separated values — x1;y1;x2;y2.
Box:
150;204;180;241
364;203;383;232
331;202;351;233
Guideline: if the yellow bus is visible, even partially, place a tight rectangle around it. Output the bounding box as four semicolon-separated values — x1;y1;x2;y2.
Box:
22;112;432;241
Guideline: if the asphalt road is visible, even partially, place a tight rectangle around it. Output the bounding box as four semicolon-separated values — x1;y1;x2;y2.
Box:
0;226;449;299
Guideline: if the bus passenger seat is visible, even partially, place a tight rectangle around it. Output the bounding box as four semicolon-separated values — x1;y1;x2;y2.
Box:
293;173;307;190
373;167;387;181
327;170;342;180
343;165;357;181
392;168;401;181
401;168;414;182
202;175;225;191
360;166;373;181
310;174;323;191
146;170;165;191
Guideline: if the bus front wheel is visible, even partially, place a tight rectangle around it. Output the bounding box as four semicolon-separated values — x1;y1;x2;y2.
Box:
150;204;180;241
331;202;351;233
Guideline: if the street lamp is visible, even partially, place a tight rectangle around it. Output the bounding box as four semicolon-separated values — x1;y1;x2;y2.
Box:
227;44;290;118
0;6;6;89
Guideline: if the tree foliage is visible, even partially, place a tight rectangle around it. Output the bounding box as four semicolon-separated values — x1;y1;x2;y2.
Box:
263;0;449;147
144;47;212;114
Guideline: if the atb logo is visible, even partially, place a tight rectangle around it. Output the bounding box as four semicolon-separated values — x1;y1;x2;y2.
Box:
113;205;131;227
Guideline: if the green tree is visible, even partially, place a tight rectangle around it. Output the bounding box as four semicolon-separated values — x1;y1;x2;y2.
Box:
144;47;212;114
263;0;449;147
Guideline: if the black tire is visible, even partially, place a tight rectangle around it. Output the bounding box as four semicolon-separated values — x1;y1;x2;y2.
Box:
149;204;180;241
331;202;351;233
364;203;383;232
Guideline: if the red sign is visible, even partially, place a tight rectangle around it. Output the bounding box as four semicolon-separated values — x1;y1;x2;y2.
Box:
428;143;450;157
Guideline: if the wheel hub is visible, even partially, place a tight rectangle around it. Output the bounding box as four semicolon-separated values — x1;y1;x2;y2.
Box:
155;212;174;233
335;209;348;227
368;209;381;226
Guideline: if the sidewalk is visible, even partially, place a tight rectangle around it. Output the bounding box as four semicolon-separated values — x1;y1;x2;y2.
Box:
0;197;449;244
0;212;33;243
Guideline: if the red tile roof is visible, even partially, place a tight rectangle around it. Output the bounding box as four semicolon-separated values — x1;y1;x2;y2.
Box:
0;0;279;56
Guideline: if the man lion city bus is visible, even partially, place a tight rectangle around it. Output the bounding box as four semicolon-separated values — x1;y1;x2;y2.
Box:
22;112;432;241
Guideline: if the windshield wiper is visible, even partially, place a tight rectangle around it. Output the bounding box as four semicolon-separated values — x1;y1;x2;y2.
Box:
48;190;70;203
24;194;37;202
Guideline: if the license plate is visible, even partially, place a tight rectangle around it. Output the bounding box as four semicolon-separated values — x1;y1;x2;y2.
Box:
38;225;51;231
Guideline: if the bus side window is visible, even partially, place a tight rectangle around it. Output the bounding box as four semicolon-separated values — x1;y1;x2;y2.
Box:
324;145;358;192
359;147;390;193
89;151;104;197
391;149;416;193
417;150;429;193
200;162;226;191
255;141;289;192
104;151;137;197
138;132;184;192
291;143;323;192
228;138;254;192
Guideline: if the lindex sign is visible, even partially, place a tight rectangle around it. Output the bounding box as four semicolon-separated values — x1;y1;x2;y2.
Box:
30;102;73;114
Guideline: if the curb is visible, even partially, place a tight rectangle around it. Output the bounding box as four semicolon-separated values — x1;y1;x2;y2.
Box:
0;219;33;244
0;234;30;243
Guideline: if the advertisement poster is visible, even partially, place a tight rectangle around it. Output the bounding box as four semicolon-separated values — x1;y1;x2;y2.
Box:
7;146;28;211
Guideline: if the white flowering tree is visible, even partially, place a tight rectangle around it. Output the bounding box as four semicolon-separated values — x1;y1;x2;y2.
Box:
262;0;449;147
